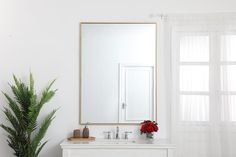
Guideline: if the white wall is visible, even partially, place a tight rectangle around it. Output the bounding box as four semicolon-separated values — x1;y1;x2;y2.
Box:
0;0;235;157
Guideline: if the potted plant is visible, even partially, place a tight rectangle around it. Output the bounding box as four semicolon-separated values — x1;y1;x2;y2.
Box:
0;73;57;157
140;120;158;139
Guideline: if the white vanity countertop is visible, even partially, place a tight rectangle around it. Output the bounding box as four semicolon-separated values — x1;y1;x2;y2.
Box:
60;139;176;149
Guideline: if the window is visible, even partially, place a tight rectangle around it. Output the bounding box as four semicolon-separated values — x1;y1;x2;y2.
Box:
221;34;236;121
178;34;210;121
173;32;236;122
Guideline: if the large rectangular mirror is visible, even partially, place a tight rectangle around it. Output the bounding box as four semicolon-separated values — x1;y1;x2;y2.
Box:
80;22;157;124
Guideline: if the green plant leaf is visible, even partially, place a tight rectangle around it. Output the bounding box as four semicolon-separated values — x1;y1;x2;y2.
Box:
29;72;34;95
0;124;17;138
31;109;56;152
2;92;23;124
35;141;48;157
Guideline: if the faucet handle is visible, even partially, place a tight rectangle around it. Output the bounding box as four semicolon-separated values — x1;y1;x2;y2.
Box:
104;131;112;139
124;131;132;140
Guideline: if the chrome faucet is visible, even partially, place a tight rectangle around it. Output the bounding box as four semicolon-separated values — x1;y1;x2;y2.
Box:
115;126;120;139
124;131;132;140
104;131;111;139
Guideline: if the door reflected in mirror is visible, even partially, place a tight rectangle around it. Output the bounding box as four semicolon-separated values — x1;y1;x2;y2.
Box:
80;22;157;124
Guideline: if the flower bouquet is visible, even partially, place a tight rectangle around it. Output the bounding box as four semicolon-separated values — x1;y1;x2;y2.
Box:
140;120;158;139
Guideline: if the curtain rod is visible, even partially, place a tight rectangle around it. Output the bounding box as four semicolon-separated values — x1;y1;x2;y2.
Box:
150;12;236;18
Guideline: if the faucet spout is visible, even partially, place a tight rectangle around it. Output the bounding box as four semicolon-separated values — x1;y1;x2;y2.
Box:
115;126;120;139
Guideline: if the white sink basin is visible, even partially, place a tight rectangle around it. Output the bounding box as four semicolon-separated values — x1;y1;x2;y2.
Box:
92;139;136;145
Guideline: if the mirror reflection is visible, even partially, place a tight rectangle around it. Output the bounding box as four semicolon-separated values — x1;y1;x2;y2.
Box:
80;23;157;124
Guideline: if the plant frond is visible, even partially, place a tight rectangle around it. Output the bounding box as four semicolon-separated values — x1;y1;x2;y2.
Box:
38;79;57;107
2;92;23;124
27;94;38;134
13;75;21;90
10;84;30;115
27;106;39;134
31;109;56;153
3;107;21;131
46;79;56;93
39;90;56;107
0;124;17;137
35;141;48;157
29;72;34;95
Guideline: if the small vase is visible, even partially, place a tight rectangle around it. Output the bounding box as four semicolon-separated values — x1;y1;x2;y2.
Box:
146;133;153;139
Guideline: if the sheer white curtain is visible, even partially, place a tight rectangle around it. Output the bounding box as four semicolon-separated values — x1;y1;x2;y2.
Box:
170;14;236;157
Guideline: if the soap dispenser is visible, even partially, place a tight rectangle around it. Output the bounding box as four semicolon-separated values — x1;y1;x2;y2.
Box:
82;124;89;138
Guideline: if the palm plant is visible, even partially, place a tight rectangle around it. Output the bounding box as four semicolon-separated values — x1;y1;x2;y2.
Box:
0;73;57;157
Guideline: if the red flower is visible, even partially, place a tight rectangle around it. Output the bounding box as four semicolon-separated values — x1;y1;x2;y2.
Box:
147;125;154;133
140;125;146;133
154;125;158;132
140;120;159;134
